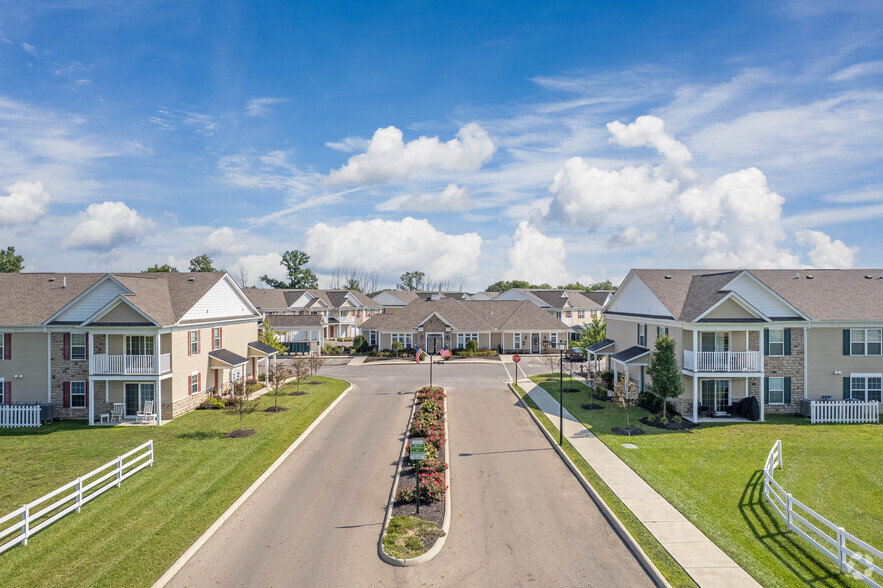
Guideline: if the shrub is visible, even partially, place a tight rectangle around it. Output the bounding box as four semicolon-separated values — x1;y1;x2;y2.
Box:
673;414;682;424
321;343;343;355
600;371;614;390
352;335;369;354
646;414;656;424
465;339;479;353
257;373;266;382
660;416;669;426
416;386;445;402
394;471;447;503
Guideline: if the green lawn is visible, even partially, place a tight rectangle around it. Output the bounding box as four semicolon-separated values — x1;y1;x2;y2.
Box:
0;377;349;587
529;373;883;588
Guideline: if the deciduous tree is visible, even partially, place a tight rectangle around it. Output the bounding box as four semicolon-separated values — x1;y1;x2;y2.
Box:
0;246;24;273
189;254;217;272
261;250;319;289
646;334;683;420
397;270;425;291
147;263;177;273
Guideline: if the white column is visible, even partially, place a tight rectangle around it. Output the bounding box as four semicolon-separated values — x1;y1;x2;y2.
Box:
745;378;748;398
156;377;162;425
105;378;109;402
692;375;699;422
613;362;618;387
47;332;52;403
759;328;765;422
692;329;698;363
88;377;94;426
803;327;808;399
156;332;161;374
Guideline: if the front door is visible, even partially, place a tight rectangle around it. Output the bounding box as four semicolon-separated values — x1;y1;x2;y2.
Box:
124;382;155;417
531;333;540;353
425;333;443;354
701;380;730;413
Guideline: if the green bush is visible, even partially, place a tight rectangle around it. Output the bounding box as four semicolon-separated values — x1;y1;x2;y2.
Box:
465;339;479;353
321;343;343;355
659;416;668;426
646;414;656;424
673;414;682;424
257;373;266;382
352;335;369;354
600;370;614;390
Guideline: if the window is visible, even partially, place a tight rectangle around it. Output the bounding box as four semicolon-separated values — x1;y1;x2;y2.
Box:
554;312;561;319
71;333;86;360
71;381;86;408
213;327;221;350
550;333;558;346
656;326;669;338
851;375;882;402
457;333;479;347
391;333;413;347
190;330;199;355
578;310;585;319
565;311;572;319
514;333;522;348
0;334;5;360
126;335;154;356
851;329;883;356
190;371;200;395
768;329;785;356
768;377;785;404
0;378;4;403
638;324;647;347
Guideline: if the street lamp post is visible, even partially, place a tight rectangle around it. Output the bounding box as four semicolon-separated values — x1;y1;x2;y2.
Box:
557;341;564;445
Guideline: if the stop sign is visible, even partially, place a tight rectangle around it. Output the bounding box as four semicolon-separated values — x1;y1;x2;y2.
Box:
512;354;521;363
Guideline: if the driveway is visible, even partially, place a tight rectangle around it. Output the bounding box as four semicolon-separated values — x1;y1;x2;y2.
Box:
166;361;652;587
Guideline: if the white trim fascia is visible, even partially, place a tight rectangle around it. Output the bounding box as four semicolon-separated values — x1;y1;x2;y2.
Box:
415;311;454;329
222;273;263;317
602;314;681;327
802;320;883;328
724;270;810;321
81;295;159;327
693;291;771;323
600;270;637;314
172;316;262;331
43;274;133;325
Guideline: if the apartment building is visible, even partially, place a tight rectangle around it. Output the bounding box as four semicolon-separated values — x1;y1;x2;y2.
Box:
244;288;382;339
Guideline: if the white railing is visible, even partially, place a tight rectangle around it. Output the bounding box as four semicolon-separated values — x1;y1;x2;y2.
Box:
0;405;41;428
0;440;153;555
810;400;879;424
763;440;882;587
337;315;355;324
90;353;170;375
683;350;760;372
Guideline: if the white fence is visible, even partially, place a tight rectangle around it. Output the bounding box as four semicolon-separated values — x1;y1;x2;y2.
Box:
683;350;761;372
0;440;154;555
810;400;879;424
763;440;882;587
90;353;171;375
0;405;41;428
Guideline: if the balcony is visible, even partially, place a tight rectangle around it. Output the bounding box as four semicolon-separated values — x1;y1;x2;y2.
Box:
684;350;761;373
338;315;355;324
90;353;171;376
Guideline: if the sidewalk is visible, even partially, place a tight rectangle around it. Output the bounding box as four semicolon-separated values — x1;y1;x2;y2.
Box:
519;379;760;588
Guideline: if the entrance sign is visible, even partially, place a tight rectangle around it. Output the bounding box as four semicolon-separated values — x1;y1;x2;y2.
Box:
410;439;426;461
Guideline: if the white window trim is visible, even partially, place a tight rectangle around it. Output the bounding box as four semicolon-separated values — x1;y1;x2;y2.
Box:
850;373;882;402
550;333;558;346
391;333;413;347
190;370;200;395
71;380;86;408
0;333;4;361
850;328;883;356
0;377;4;403
70;333;87;361
456;333;479;347
577;310;585;319
768;328;785;357
638;324;647;347
213;327;221;350
126;335;155;356
190;331;199;355
514;333;522;348
768;376;785;405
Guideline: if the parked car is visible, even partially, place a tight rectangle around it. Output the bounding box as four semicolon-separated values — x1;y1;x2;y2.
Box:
566;347;586;361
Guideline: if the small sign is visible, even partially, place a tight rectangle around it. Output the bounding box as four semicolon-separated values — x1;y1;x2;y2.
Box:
512;354;521;363
410;439;426;461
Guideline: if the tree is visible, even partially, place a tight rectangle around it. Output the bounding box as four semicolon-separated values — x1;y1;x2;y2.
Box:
0;246;24;273
558;281;589;290
397;270;425;291
290;357;310;394
266;361;292;412
645;334;684;420
390;340;403;357
234;264;251;289
147;263;177;273
613;373;641;435
259;319;286;354
261;250;319;289
588;280;616;291
307;353;327;381
228;378;260;434
576;315;606;353
484;279;551;292
189;254;217;272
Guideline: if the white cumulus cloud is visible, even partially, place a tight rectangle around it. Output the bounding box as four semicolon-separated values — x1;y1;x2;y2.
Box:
304;217;481;281
678;168;800;268
545;158;679;231
63;201;155;250
201;227;249;256
795;229;858;268
232;253;285;287
245;97;288;117
378;183;471;212
504;222;570;285
0;181;51;226
607;115;695;179
608;226;658;247
325;123;496;185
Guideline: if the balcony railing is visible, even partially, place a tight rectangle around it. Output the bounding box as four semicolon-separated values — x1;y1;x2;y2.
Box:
338;315;355;324
684;350;761;373
90;353;171;376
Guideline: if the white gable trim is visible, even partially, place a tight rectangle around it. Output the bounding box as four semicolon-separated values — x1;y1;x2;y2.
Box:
693;291;771;323
289;292;314;308
82;295;159;326
177;274;261;325
604;271;674;318
723;271;809;320
415;311;454;329
44;274;132;325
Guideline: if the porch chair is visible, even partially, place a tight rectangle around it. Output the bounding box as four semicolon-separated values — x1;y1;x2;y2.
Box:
110;403;125;423
136;400;156;425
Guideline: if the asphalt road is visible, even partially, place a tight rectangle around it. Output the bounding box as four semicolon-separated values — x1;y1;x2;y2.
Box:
166;360;652;587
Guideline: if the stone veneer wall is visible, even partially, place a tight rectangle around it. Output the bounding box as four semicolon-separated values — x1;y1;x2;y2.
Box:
51;332;106;419
750;328;805;414
171;390;209;418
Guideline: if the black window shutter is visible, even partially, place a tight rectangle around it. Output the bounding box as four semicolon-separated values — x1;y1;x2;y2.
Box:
784;329;791;356
764;377;769;404
636;323;640;344
763;330;770;356
843;377;850;399
843;330;850;355
784;377;791;404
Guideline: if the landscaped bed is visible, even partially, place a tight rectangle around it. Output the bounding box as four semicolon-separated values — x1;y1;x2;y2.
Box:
528;372;882;588
0;376;350;587
382;386;449;560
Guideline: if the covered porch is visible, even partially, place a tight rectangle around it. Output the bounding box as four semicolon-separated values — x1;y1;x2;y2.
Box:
611;345;650;392
246;341;278;382
208;349;249;394
687;375;764;423
87;376;170;426
586;338;615;374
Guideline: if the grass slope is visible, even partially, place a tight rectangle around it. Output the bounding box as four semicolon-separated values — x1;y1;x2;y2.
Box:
529;373;882;588
0;377;349;587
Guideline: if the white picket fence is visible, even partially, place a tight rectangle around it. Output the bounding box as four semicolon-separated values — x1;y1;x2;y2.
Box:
0;405;41;428
763;440;882;587
0;440;154;555
810;400;879;424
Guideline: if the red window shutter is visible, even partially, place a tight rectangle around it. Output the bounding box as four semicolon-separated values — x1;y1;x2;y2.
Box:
85;381;90;407
197;330;201;354
63;333;71;361
63;382;71;408
187;332;192;356
188;375;192;395
5;382;11;405
220;327;223;349
3;333;10;360
198;373;201;393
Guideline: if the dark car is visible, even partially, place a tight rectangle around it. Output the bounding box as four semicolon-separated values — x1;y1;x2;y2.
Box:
566;347;586;361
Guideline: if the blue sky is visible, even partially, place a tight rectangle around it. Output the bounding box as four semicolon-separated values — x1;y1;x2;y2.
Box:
2;1;883;290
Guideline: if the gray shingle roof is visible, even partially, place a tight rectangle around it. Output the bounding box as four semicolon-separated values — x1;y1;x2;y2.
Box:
611;345;650;363
266;314;325;328
209;349;249;366
248;341;279;355
360;298;568;332
586;339;615;352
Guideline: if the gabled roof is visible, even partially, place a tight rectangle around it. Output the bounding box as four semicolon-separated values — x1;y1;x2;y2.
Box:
360;298;568;332
245;288;379;310
247;341;279;355
584;290;614;306
209;349;248;366
586;339;615;353
0;273;106;325
266;314;325;328
611;345;650;363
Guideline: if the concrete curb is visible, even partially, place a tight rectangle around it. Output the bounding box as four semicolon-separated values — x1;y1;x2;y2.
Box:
378;388;452;566
507;382;671;588
361;358;500;366
152;380;354;588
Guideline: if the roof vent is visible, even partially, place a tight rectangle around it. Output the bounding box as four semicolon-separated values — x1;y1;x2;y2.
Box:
188;277;196;282
48;277;55;282
664;275;672;280
794;271;800;279
866;275;874;279
806;275;814;279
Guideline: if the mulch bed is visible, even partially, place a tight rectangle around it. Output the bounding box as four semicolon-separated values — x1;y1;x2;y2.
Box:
226;429;256;438
390;441;447;546
639;416;698;430
592;392;612;401
580;403;605;410
611;426;645;436
289;391;308;396
263;406;289;412
307;381;323;385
